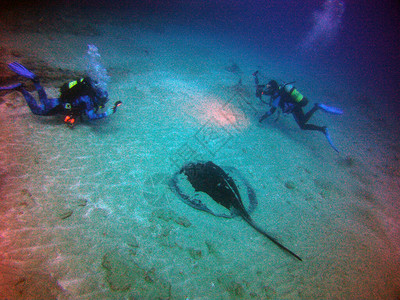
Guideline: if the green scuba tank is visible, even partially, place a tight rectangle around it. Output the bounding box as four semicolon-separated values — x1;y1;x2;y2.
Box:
284;84;308;107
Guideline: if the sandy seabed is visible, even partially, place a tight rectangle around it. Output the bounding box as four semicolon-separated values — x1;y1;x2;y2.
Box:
0;8;399;299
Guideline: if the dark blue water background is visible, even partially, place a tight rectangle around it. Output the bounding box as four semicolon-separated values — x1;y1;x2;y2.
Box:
80;1;398;95
6;0;400;110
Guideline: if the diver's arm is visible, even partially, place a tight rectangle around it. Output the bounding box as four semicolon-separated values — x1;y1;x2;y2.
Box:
259;94;280;123
86;109;110;120
267;106;277;116
259;106;276;122
86;100;122;120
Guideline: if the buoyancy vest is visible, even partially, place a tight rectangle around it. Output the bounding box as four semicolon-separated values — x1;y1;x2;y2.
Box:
283;84;308;107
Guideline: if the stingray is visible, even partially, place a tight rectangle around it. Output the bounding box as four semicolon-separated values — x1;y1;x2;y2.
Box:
170;161;302;261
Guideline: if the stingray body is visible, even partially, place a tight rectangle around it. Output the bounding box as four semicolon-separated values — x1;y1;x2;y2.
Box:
170;161;302;261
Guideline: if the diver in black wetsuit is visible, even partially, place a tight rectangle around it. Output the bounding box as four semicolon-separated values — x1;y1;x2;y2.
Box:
1;62;122;128
253;71;343;152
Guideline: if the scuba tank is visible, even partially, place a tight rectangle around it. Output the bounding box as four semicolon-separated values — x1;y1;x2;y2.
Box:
60;78;95;104
282;82;308;107
60;77;108;111
59;78;94;127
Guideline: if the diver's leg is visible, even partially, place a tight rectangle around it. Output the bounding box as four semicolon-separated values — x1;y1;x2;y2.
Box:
32;81;47;102
32;81;61;112
303;103;319;123
300;123;326;132
293;107;339;151
259;112;269;123
20;85;60;115
293;107;325;132
20;88;47;115
32;81;50;109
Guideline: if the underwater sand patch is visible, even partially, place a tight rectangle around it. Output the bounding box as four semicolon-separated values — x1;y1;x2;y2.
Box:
337;156;356;168
151;208;192;228
217;273;276;299
0;262;65;299
313;177;343;200
143;172;171;209
101;249;171;297
224;61;243;75
353;188;379;206
1;6;101;36
337;156;372;184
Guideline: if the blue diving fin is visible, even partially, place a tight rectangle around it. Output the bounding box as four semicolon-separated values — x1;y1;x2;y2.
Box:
8;62;37;80
323;127;339;152
317;103;343;115
0;83;22;90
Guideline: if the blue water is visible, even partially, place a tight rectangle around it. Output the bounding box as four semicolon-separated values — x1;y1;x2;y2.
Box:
99;0;400;102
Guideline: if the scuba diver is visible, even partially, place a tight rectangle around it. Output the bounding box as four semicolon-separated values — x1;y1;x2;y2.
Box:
253;71;343;152
0;62;122;128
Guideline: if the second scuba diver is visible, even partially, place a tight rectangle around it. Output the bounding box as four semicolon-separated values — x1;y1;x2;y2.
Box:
253;71;343;152
0;62;122;128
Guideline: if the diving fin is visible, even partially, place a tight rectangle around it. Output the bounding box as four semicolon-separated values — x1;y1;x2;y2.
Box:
317;103;343;115
323;127;339;153
0;83;22;90
8;62;37;80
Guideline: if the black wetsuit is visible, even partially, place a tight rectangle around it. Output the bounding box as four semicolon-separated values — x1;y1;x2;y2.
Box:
22;79;111;120
256;77;325;133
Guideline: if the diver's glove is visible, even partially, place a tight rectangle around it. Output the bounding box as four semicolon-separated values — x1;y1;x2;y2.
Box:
259;111;272;123
108;101;122;115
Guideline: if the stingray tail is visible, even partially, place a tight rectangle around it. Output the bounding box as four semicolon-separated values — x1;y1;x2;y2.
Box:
244;216;302;261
